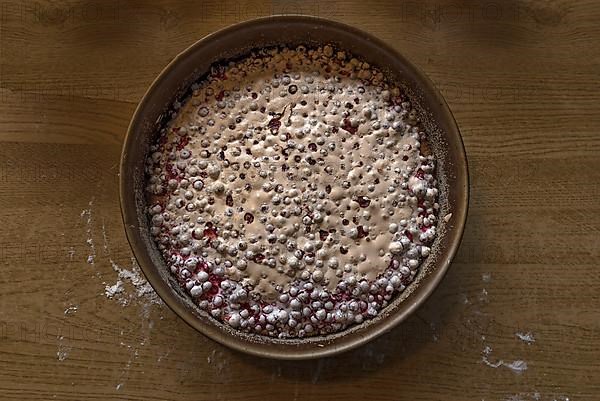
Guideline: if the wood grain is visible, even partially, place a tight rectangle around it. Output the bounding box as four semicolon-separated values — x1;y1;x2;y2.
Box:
1;1;599;400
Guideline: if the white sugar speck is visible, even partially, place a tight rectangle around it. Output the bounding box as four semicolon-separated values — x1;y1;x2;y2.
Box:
479;288;489;302
80;215;162;307
56;336;72;362
82;200;96;265
505;392;543;401
516;331;536;344
63;305;78;316
482;346;503;368
482;345;527;374
105;280;124;298
108;258;160;304
504;359;528;374
67;247;76;260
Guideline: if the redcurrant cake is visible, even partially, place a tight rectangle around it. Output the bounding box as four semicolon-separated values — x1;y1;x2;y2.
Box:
145;45;439;339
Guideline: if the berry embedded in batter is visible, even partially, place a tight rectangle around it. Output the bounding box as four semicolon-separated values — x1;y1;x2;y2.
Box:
144;45;439;339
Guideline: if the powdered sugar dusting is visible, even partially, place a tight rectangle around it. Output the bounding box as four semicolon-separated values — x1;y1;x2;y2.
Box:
81;200;96;265
516;331;536;344
63;305;78;316
107;258;160;305
479;288;489;303
482;345;528;374
81;201;162;307
206;348;228;374
101;222;161;306
56;335;71;362
105;280;124;298
482;345;503;368
504;392;570;401
67;246;76;261
504;359;528;374
100;218;159;305
79;202;164;393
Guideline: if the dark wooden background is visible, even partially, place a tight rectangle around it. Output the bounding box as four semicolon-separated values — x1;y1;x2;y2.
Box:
0;1;598;400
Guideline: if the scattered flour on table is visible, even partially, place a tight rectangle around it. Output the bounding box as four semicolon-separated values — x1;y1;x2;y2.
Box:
505;393;570;401
430;321;438;342
482;346;503;368
80;201;164;392
156;347;172;363
104;256;160;306
56;335;72;362
105;281;124;298
206;348;228;374
63;305;78;316
81;200;96;265
470;272;529;375
80;200;161;307
101;220;161;306
503;359;529;374
505;393;540;401
482;345;528;374
113;285;160;391
516;331;536;344
115;341;140;392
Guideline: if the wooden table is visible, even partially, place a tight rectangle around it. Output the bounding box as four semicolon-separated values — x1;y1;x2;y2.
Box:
1;1;598;400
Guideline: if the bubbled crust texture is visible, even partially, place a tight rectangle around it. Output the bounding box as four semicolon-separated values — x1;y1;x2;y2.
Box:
145;45;439;338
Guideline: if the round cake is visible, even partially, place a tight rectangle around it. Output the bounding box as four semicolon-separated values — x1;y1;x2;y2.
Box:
144;45;439;338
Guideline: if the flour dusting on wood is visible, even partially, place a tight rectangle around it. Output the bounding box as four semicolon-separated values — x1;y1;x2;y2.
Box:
63;305;78;316
516;331;536;344
503;359;528;374
482;345;528;374
81;201;161;307
80;202;166;391
56;335;72;362
102;220;161;306
105;280;124;298
505;394;538;401
81;200;96;265
505;392;570;401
